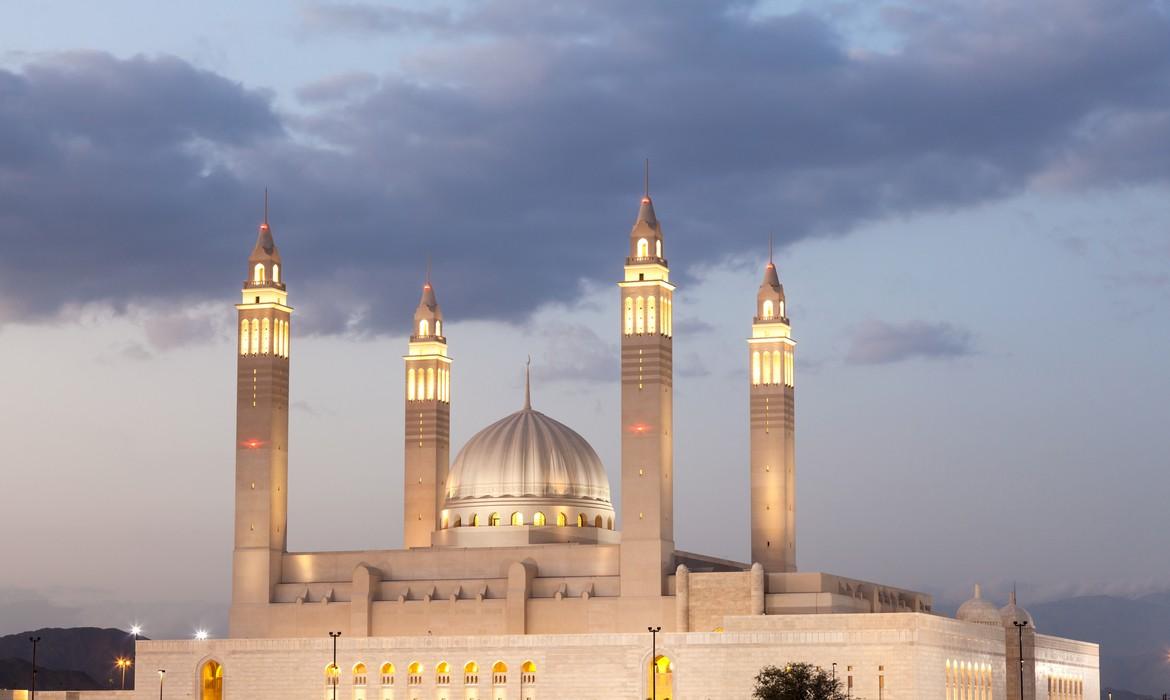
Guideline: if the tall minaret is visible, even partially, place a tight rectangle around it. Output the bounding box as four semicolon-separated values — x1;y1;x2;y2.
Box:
748;247;796;572
619;165;676;597
402;274;451;548
231;194;292;634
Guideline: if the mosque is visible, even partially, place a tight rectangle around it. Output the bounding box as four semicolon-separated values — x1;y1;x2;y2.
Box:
131;185;1099;700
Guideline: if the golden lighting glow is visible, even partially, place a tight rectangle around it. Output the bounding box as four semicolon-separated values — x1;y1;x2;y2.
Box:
200;660;223;700
533;512;546;526
253;263;265;283
510;511;523;526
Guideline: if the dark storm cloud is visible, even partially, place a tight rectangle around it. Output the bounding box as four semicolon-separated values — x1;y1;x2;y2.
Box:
4;1;1170;334
844;319;975;365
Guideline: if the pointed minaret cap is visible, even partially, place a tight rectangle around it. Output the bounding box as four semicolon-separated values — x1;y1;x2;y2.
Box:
250;188;280;263
419;282;439;311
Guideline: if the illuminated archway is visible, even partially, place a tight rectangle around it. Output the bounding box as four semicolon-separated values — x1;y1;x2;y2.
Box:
511;512;523;526
556;512;566;527
533;512;546;526
200;660;223;700
489;512;501;527
646;655;672;700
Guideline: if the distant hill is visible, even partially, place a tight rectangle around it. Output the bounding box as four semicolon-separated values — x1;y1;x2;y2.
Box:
0;627;139;690
0;657;101;691
1029;594;1170;697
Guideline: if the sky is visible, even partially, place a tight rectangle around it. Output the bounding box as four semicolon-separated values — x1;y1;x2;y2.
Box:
1;0;1169;640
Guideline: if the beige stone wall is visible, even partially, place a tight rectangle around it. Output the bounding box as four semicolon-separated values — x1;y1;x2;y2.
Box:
686;571;751;632
130;612;1097;700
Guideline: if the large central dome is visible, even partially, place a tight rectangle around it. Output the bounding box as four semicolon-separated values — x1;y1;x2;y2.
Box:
445;406;610;503
434;372;616;546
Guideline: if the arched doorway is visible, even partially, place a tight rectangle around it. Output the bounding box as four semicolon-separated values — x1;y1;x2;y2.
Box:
645;655;672;700
200;660;223;700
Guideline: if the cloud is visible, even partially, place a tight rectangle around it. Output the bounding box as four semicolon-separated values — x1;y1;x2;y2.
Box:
531;322;614;383
845;319;975;365
295;71;379;105
4;2;1170;333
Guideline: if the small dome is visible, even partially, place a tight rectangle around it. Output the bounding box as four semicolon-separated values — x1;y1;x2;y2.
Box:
445;405;611;504
956;584;1001;626
1000;590;1036;629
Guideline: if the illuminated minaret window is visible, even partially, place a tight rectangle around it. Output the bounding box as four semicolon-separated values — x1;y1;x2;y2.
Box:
747;243;796;572
231;191;292;634
618;161;675;598
402;273;451;548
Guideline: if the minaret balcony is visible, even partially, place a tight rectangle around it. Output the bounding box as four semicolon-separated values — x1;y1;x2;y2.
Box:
626;255;668;266
243;280;286;291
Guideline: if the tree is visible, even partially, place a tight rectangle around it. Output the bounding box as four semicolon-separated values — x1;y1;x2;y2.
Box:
753;663;849;700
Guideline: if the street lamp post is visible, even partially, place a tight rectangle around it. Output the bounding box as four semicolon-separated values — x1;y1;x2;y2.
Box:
647;626;661;700
329;631;342;700
157;669;166;700
28;636;41;700
1013;620;1029;700
116;658;132;689
832;662;837;686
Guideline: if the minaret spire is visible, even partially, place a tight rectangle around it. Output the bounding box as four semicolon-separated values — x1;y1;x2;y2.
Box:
263;187;269;227
524;355;532;410
644;158;650;199
769;233;774;264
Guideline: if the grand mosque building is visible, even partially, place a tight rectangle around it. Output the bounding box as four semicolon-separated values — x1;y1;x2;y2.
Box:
131;186;1100;700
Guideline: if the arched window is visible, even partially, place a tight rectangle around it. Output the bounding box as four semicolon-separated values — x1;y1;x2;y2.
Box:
440;514;449;529
353;663;367;686
779;300;785;318
556;512;567;527
200;660;223;700
272;264;280;284
785;350;794;387
510;512;523;526
533;512;546;526
647;296;656;334
594;515;603;528
772;351;781;386
407;662;422;686
488;512;500;527
648;655;672;700
283;320;290;357
408;368;416;401
762;351;772;384
464;662;478;685
240;320;250;355
624;297;634;335
762;300;774;320
666;297;672;336
607;517;614;530
325;663;340;689
435;320;442;336
261;318;270;354
635;296;645;334
577;513;586;527
250;319;259;355
426;367;435;400
436;662;450;685
637;238;649;257
521;661;536;685
491;662;507;686
470;513;480;527
253;263;265;283
656;239;662;258
452;515;461;528
752;351;761;385
380;662;395;686
274;319;282;357
419;319;429;337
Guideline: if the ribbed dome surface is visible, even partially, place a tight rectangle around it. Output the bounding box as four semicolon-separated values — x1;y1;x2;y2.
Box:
957;585;1002;626
445;408;611;503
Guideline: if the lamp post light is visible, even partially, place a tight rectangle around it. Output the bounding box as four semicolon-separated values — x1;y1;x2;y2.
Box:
28;636;41;700
832;662;837;685
157;669;166;700
1013;620;1029;700
115;658;132;689
647;626;661;700
328;631;342;700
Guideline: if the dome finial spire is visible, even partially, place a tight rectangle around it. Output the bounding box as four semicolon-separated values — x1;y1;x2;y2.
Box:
263;187;269;227
524;355;532;410
644;157;650;199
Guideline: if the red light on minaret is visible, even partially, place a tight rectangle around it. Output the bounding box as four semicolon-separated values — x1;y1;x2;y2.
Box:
628;422;652;434
242;439;263;449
